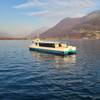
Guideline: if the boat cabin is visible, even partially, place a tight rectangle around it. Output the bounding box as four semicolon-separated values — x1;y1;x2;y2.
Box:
32;40;68;48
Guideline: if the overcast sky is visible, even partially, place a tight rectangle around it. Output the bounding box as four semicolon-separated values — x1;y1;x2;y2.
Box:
0;0;100;34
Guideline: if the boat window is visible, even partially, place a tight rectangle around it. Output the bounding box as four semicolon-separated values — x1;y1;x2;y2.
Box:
35;43;37;46
59;43;62;47
39;43;55;48
66;43;69;46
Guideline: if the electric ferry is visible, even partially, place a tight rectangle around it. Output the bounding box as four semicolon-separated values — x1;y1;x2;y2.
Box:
29;39;76;55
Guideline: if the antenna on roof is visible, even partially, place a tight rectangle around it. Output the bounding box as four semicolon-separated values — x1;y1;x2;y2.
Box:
36;33;40;42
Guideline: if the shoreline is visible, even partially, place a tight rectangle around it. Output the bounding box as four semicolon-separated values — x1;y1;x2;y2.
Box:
0;38;99;40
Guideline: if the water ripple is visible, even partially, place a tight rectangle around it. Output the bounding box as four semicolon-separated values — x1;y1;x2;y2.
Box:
0;40;100;100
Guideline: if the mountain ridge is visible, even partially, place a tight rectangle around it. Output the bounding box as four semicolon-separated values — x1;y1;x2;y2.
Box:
40;10;100;39
0;10;100;40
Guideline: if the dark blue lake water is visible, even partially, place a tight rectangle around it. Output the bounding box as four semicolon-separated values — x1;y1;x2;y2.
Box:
0;40;100;100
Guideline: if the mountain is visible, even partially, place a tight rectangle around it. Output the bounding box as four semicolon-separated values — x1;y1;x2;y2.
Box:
29;27;49;39
0;32;13;39
1;10;100;40
0;32;10;37
41;10;100;39
0;32;27;40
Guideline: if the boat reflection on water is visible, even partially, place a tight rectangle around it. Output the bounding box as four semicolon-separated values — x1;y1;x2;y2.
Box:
30;51;76;69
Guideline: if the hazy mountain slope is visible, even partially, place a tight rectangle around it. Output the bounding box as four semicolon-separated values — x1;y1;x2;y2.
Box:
0;32;12;38
0;32;28;40
29;27;49;39
41;10;100;39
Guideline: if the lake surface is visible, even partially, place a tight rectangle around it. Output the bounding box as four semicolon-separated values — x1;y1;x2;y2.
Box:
0;40;100;100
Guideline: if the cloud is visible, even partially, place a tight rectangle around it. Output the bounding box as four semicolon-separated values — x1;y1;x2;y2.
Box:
14;0;96;26
23;10;49;16
14;0;47;9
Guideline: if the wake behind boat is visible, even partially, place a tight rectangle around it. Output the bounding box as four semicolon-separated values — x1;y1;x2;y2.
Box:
29;39;76;56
